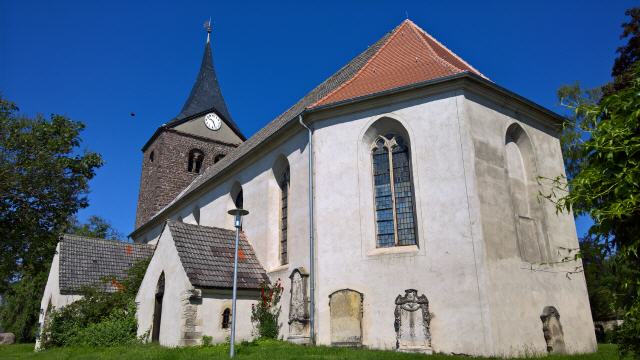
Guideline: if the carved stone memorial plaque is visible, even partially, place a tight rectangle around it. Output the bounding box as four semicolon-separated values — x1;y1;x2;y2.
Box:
394;289;432;353
288;268;310;344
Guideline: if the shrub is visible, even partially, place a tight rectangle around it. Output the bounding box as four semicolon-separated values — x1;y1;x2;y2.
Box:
40;259;149;348
250;279;283;339
201;335;213;347
67;301;139;347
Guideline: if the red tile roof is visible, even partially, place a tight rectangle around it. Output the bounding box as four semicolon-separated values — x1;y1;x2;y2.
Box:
311;20;486;108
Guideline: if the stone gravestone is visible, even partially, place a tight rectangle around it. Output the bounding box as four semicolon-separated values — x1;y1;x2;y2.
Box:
329;289;363;346
288;268;310;344
540;306;566;354
394;289;432;353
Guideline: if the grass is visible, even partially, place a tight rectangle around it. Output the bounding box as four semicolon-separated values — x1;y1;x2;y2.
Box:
0;340;623;360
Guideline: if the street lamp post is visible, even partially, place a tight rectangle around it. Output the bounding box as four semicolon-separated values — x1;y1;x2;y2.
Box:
227;208;248;358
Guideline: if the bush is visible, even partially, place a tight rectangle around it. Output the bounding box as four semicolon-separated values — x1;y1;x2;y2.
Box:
67;301;139;347
201;335;213;347
40;259;149;348
250;279;283;339
616;301;640;359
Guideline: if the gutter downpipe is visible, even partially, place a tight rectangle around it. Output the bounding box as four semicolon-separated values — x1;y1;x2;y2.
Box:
298;114;315;345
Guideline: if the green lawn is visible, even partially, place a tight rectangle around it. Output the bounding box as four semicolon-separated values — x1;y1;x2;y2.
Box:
0;341;622;360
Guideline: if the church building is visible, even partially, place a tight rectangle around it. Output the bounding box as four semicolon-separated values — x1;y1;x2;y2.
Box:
41;19;597;356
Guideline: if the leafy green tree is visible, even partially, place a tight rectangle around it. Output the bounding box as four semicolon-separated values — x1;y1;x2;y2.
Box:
580;237;618;321
550;9;640;354
605;7;640;96
0;96;103;341
67;215;124;240
552;66;640;356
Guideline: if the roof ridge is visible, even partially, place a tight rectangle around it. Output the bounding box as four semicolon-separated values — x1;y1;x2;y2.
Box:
168;219;235;233
405;20;463;75
409;20;488;80
62;233;139;245
309;22;404;108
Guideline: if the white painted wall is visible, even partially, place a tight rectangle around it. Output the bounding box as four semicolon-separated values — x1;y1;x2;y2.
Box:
312;92;488;354
132;85;595;356
136;226;192;346
462;92;597;356
35;243;82;350
136;225;259;346
198;294;256;343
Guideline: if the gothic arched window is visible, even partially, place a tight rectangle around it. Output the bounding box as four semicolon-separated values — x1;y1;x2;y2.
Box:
221;308;231;329
279;165;290;265
372;134;417;247
188;149;204;173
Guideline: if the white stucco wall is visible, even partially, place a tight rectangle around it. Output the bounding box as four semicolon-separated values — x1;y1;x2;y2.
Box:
35;243;82;350
134;129;311;342
136;226;192;346
198;293;256;343
132;84;595;356
461;92;597;356
312;92;488;354
136;225;258;346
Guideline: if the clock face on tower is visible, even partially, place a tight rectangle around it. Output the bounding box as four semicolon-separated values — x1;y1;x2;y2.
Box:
204;112;222;131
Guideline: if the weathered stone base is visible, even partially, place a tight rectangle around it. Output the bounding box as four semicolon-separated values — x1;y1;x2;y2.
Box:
398;347;433;354
287;335;311;345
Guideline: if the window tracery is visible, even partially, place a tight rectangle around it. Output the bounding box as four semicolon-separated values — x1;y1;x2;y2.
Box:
371;134;417;247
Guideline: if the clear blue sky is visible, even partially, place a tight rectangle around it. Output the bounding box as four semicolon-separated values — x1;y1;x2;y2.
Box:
1;0;635;238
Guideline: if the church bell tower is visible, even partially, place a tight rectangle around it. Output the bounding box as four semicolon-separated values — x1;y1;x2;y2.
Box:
135;22;244;228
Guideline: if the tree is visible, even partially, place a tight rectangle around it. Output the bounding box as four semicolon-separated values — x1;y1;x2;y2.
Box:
552;66;640;356
550;9;640;355
0;96;103;341
67;215;124;240
605;8;640;95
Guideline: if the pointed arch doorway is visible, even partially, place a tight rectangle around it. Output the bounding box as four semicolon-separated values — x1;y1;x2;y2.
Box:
152;272;165;342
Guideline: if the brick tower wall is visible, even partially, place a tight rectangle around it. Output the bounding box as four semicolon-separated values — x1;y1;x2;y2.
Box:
135;129;237;228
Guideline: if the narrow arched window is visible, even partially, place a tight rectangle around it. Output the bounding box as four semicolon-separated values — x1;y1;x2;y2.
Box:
152;272;165;342
505;123;545;263
279;166;290;265
372;134;417;247
188;149;205;173
149;150;155;162
221;308;231;329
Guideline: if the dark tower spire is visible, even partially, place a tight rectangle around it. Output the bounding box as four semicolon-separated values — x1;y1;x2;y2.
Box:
176;21;236;129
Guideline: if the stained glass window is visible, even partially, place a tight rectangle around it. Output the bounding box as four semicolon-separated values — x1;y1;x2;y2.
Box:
371;135;417;247
280;166;290;265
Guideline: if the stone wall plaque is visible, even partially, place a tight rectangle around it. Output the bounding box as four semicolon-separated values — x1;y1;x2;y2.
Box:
288;268;310;344
329;289;363;346
540;306;566;354
394;289;432;353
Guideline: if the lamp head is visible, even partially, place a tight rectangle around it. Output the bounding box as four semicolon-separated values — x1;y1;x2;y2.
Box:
227;208;249;228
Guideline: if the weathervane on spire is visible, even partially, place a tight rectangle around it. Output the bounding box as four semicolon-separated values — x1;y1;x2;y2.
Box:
204;18;212;43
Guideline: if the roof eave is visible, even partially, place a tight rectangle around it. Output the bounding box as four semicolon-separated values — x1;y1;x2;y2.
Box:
141;108;246;152
310;72;565;126
130;72;565;238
